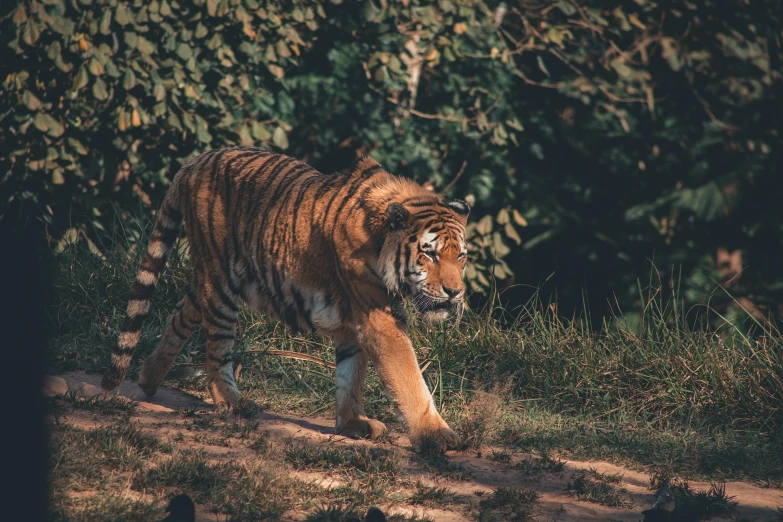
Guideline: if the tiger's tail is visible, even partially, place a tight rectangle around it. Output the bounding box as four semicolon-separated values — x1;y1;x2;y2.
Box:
101;185;183;391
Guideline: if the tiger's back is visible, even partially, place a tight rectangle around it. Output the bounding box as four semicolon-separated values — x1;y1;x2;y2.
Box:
103;147;470;447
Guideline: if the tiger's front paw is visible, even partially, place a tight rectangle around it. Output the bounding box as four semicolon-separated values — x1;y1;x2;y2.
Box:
411;424;461;451
214;397;260;418
338;417;387;439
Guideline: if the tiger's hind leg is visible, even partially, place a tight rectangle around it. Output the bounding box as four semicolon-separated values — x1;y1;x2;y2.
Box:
200;281;246;411
138;288;201;396
334;336;386;439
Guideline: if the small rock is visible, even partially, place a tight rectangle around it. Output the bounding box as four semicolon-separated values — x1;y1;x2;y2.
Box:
42;376;68;396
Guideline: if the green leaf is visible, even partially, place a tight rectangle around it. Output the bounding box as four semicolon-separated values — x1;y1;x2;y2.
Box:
47;40;62;60
23;90;42;110
176;43;193;60
136;36;155;55
167;111;182;130
115;4;132;25
52;168;65;185
195;22;208;38
196;121;212;143
123;69;136;90
272;126;289;149
92;78;109;100
154;82;166;102
33;113;50;132
100;9;112;35
557;0;577;16
22;20;42;46
251;121;270;141
12;5;27;24
610;58;634;78
68;137;88;155
72;66;89;91
492;232;511;256
505;222;522;245
476;214;493;235
268;64;284;79
537;55;550;77
512;209;528;226
265;44;277;62
46;115;65;137
88;57;105;76
238;124;253;145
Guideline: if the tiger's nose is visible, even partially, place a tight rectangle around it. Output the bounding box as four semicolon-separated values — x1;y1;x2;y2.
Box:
443;286;464;300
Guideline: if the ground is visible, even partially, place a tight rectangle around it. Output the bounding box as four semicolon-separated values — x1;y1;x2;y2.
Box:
45;371;783;522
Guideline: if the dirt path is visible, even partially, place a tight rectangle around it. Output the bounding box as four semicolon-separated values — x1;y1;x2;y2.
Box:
45;372;783;521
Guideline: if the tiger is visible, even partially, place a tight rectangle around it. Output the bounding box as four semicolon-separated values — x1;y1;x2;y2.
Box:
101;147;470;448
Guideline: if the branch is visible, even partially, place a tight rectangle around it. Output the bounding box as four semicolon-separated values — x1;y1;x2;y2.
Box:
691;88;741;131
439;160;467;196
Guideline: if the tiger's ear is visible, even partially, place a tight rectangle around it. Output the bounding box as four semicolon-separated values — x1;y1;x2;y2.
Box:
447;199;470;218
386;203;411;231
352;155;383;176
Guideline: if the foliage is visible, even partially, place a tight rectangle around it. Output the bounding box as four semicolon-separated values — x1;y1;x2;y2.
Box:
2;0;781;316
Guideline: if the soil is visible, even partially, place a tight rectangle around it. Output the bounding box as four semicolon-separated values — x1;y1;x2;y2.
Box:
45;372;783;521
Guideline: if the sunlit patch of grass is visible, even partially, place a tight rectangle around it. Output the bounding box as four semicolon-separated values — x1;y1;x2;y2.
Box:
454;389;504;451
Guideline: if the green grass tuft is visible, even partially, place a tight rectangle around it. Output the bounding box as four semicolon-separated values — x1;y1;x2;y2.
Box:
133;450;289;519
478;486;539;521
284;441;401;477
409;481;453;506
566;471;630;507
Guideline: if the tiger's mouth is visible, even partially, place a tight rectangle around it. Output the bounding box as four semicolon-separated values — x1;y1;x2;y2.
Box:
413;295;455;323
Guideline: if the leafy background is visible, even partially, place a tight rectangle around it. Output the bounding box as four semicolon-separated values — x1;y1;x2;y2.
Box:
2;0;781;326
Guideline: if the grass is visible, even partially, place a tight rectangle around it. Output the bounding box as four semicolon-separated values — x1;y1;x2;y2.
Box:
513;451;567;476
304;504;364;522
413;436;470;480
409;481;454;506
45;227;783;517
48;421;170;519
646;478;739;519
477;486;539;521
50;422;165;488
565;471;630;507
133;450;291;519
453;389;504;451
284;441;401;477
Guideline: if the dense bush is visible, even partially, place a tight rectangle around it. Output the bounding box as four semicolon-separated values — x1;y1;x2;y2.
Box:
2;0;781;320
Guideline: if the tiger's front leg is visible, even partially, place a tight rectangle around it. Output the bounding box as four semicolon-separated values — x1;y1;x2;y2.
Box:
333;334;387;439
356;309;460;449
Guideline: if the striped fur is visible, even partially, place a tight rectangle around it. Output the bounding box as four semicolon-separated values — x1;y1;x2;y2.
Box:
101;148;470;447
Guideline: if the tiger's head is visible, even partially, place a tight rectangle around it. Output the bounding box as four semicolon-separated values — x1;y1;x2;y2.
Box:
380;198;470;322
